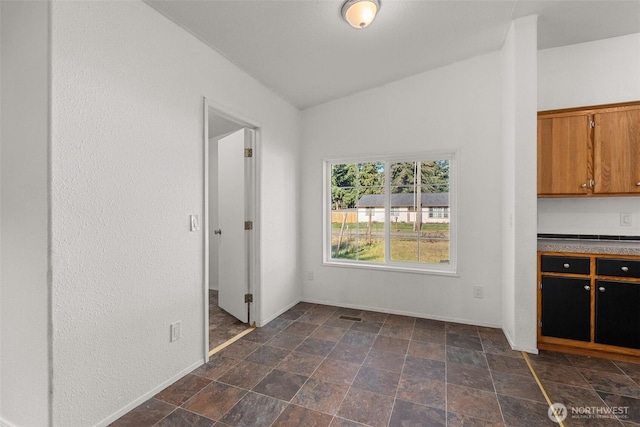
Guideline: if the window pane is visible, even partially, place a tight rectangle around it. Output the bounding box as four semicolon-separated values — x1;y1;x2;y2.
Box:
357;161;385;189
354;187;384;262
390;231;419;262
327;155;453;272
419;227;450;264
331;161;384;263
331;209;357;259
355;207;384;262
331;163;357;209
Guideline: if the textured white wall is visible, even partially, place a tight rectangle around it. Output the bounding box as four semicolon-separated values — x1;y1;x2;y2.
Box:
538;33;640;237
301;52;504;327
0;2;51;426
51;2;300;425
538;33;640;111
500;16;538;353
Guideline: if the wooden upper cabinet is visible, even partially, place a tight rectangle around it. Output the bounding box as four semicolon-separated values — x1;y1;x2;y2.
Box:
537;115;590;195
593;108;640;194
538;101;640;197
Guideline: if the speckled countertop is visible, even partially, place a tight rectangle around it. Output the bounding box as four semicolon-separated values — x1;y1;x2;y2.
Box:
538;238;640;256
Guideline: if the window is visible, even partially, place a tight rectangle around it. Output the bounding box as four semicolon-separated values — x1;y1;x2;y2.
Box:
325;153;456;274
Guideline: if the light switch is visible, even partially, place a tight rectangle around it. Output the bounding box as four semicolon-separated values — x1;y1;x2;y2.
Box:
190;215;200;231
620;213;632;227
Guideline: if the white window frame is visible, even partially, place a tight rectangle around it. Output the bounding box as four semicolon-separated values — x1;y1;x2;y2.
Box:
323;152;458;276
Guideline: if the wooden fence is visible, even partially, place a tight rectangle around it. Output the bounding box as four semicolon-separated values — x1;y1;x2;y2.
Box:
330;211;358;224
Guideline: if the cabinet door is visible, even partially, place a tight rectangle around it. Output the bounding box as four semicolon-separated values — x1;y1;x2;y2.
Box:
541;276;591;341
593;109;640;194
538;115;591;195
595;280;640;349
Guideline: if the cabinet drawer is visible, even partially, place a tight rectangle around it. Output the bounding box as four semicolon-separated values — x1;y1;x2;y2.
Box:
541;255;590;274
596;258;640;278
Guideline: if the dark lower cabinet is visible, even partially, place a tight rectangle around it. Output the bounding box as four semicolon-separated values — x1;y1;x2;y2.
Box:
595;280;640;349
542;276;591;342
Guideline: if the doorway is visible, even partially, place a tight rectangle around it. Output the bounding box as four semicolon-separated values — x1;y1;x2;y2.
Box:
203;99;260;358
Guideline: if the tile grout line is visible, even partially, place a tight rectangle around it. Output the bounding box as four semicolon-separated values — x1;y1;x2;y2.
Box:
264;305;348;426
284;316;339;424
521;351;567;427
385;319;413;427
444;329;448;427
480;333;507;427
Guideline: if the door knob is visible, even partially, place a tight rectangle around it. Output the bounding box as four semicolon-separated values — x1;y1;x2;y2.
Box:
563;263;570;268
599;287;606;292
214;229;222;235
584;285;590;291
636;182;640;186
621;266;629;272
581;183;587;188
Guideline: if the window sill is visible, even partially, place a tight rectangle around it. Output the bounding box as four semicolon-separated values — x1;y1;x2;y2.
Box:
322;259;459;277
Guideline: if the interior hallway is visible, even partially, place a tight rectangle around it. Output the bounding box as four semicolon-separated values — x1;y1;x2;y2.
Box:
209;290;249;352
110;302;640;426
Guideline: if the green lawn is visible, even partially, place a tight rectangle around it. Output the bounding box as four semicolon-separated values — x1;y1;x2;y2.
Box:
331;222;449;264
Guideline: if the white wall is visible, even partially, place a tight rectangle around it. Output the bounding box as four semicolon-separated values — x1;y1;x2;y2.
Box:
538;33;640;111
500;16;538;353
0;2;51;426
301;52;504;327
50;2;300;425
538;33;640;237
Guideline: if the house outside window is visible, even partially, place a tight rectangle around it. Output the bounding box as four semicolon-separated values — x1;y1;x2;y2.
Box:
324;153;456;274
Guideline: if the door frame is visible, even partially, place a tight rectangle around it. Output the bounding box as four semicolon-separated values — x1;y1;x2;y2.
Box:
203;97;261;362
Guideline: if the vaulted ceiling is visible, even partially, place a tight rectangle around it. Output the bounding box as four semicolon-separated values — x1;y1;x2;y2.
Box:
145;1;640;109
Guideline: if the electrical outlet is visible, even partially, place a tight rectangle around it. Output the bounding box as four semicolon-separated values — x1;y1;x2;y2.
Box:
306;271;314;281
170;321;181;342
620;213;632;227
473;286;483;299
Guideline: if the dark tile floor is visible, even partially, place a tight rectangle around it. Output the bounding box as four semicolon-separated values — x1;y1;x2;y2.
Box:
110;302;640;427
209;290;249;351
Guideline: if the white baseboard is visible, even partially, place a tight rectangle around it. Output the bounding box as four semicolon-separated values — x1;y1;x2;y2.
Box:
258;299;301;327
502;329;539;354
301;297;502;329
0;417;16;427
94;359;205;427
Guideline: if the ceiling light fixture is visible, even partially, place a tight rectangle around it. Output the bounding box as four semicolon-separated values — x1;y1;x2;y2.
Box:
341;0;380;29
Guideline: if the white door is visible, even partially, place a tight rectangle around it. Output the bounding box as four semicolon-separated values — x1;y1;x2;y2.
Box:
217;128;253;323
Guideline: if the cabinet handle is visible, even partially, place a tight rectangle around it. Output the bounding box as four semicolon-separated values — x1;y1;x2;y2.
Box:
563;263;570;268
636;182;640;186
599;286;606;292
621;266;629;272
581;183;587;188
590;179;595;187
584;285;590;291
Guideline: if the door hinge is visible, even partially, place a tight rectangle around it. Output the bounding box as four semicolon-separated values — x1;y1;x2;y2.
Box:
590;120;595;128
244;148;253;158
244;221;253;230
244;293;253;303
538;320;542;328
538;281;542;289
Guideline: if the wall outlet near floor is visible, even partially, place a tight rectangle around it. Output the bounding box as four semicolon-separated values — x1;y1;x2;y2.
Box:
170;321;181;342
473;286;484;299
620;213;633;227
306;271;314;281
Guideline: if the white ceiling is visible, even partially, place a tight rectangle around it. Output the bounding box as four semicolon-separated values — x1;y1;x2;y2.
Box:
145;0;640;109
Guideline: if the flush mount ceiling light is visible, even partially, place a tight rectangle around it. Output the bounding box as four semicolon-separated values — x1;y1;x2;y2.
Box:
341;0;380;29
